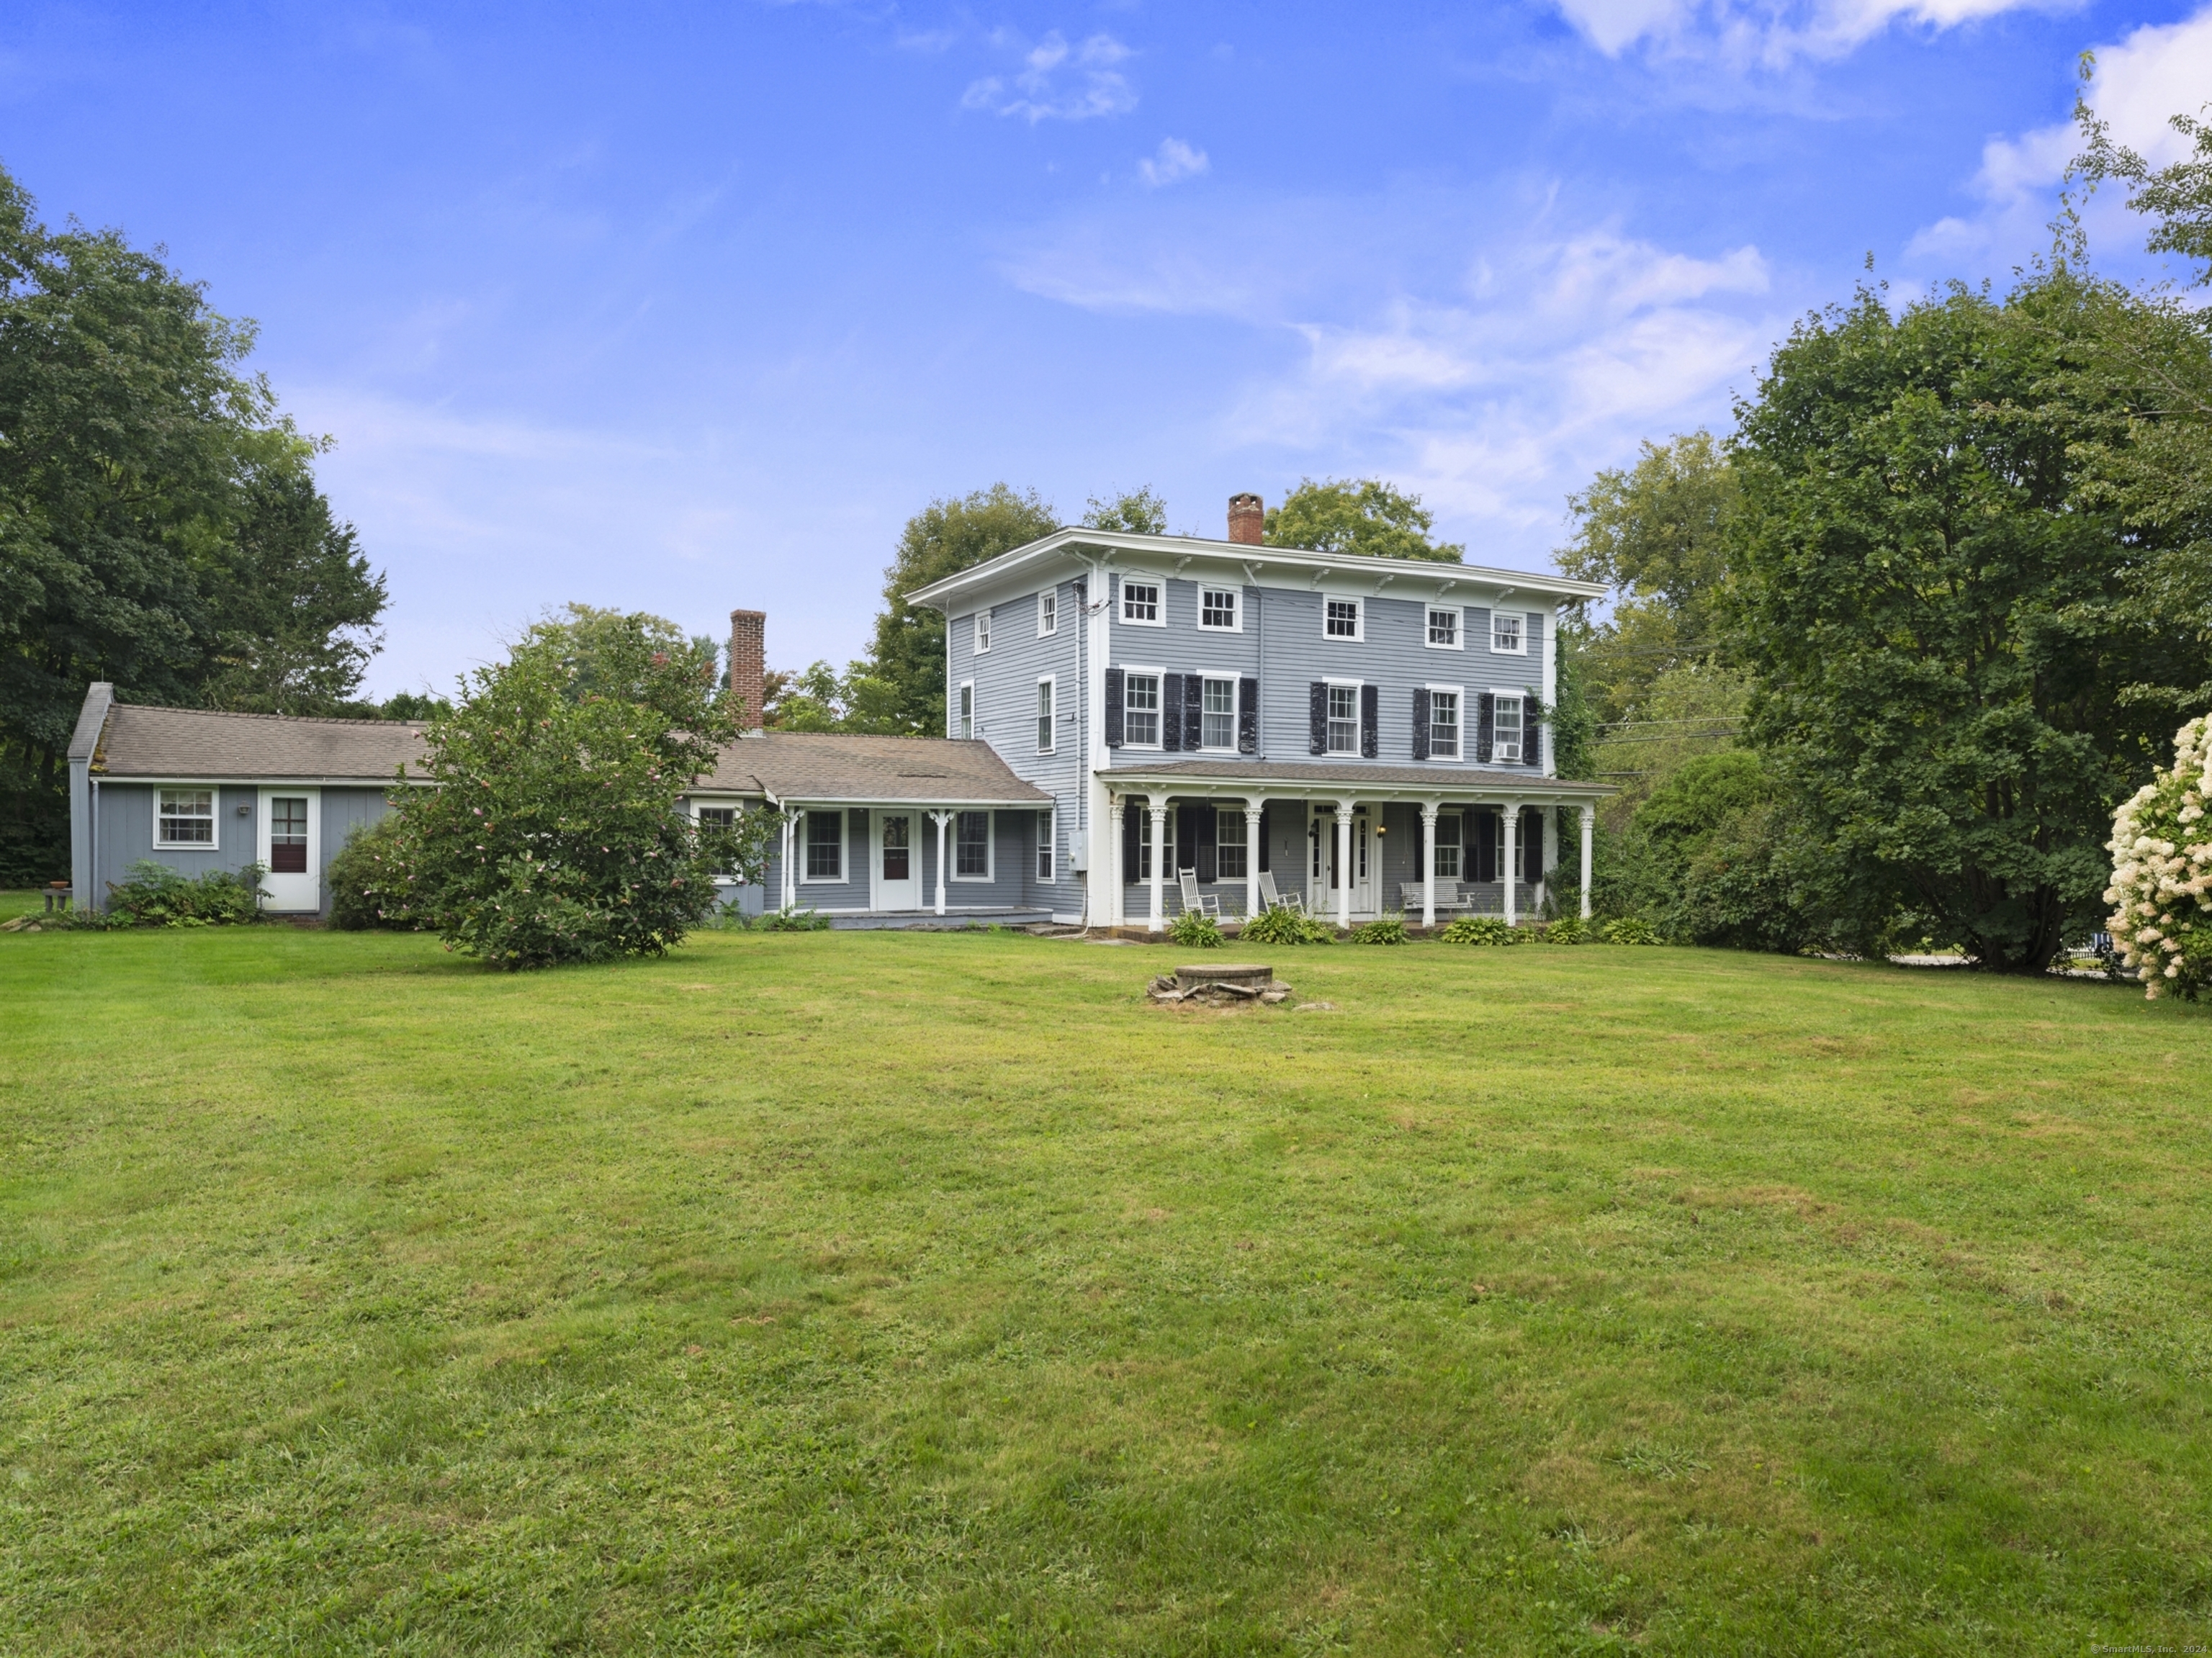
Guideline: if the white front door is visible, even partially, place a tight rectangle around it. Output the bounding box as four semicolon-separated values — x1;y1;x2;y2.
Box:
1308;803;1377;918
257;788;320;911
873;811;921;911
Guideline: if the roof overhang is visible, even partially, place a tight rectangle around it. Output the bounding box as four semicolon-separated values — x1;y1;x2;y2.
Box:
904;528;1607;613
1092;760;1616;803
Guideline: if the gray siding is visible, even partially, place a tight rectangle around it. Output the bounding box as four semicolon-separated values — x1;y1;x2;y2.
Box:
1103;576;1261;772
760;807;1042;913
951;580;1088;916
91;782;396;914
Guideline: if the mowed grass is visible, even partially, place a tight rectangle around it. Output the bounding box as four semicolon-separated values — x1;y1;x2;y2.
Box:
2;924;2209;1655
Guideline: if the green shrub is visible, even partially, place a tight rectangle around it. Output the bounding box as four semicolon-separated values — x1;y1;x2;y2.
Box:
1352;914;1409;945
1439;915;1521;946
327;816;425;930
1542;915;1589;945
97;859;269;927
1241;904;1335;945
1169;908;1225;947
757;906;831;932
1601;916;1661;945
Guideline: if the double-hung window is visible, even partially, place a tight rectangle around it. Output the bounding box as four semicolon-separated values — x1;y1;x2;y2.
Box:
1325;598;1361;639
1035;677;1055;753
696;806;737;879
1429;689;1460;758
1491;612;1524;654
1434;813;1463;879
1427;607;1460;647
974;608;992;653
1493;694;1524;762
156;788;215;847
1215;811;1248;880
1326;684;1359;754
958;681;974;740
1038;589;1057;636
955;811;991;878
1200;587;1238;629
1122;580;1160;623
1136;808;1174;881
1037;808;1054;880
804;811;843;881
1123;672;1161;745
1200;677;1235;750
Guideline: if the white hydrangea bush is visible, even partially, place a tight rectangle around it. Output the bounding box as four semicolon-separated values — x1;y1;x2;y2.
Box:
2106;715;2212;999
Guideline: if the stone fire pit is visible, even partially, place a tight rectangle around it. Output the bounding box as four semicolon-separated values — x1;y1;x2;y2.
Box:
1147;963;1290;1005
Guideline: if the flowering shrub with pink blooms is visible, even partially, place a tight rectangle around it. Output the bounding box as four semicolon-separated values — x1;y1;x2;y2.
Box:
2105;716;2212;999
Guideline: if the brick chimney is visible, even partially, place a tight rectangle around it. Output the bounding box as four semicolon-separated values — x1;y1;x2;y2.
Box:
1227;492;1264;545
728;608;765;733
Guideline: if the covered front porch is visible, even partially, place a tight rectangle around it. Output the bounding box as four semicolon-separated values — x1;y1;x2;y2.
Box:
1097;761;1612;933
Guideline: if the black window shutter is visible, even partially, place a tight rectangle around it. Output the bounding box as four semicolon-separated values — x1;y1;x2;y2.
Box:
1162;673;1183;752
1359;683;1380;758
1475;809;1496;883
1105;667;1124;747
1238;677;1259;754
1123;800;1142;883
1195;804;1217;883
1308;682;1327;755
1477;693;1494;763
1525;808;1545;883
1257;804;1270;873
1411;688;1431;761
1184;677;1204;751
1525;695;1545;767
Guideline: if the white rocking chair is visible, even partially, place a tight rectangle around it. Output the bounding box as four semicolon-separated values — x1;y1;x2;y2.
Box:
1177;868;1220;917
1256;870;1303;914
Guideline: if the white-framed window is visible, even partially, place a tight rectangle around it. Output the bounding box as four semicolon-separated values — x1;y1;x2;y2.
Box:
1121;580;1161;625
156;788;216;847
1491;612;1525;654
695;803;740;881
1324;597;1362;640
802;809;845;882
1434;812;1463;880
958;680;974;740
1215;810;1248;880
1326;682;1359;755
1038;808;1054;881
1038;588;1058;636
1426;606;1461;649
1429;688;1461;759
1123;670;1162;747
974;608;992;654
1035;676;1056;753
1199;587;1239;630
954;810;992;879
1493;693;1524;762
1200;677;1236;750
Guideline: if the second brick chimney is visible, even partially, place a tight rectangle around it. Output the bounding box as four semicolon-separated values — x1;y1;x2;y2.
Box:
728;608;765;733
1227;492;1264;545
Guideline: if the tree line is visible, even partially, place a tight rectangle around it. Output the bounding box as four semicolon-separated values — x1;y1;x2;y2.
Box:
1554;79;2212;973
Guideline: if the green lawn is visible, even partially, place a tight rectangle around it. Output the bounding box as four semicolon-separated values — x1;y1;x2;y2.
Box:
2;927;2208;1654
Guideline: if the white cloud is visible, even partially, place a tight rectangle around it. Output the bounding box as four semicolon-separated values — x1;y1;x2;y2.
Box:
1905;5;2212;268
961;30;1137;122
1138;137;1210;188
1553;0;2056;68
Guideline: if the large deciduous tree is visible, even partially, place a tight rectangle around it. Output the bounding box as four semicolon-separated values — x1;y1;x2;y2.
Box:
0;164;385;883
1264;477;1463;562
1727;274;2207;971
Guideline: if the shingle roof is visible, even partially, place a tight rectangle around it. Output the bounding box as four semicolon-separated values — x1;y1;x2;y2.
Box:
93;702;430;781
696;732;1052;805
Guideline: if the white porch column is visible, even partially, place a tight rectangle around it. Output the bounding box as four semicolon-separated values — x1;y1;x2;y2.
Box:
929;810;953;916
1107;792;1124;930
1244;800;1263;922
1334;800;1354;932
1420;801;1439;929
1580;803;1595;920
1146;798;1167;933
781;808;802;911
1501;803;1519;927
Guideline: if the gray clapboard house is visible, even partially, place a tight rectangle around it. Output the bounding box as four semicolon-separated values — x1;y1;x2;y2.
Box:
67;492;1610;926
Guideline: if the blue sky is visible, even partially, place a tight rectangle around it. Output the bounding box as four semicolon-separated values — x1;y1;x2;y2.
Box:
5;0;2208;695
